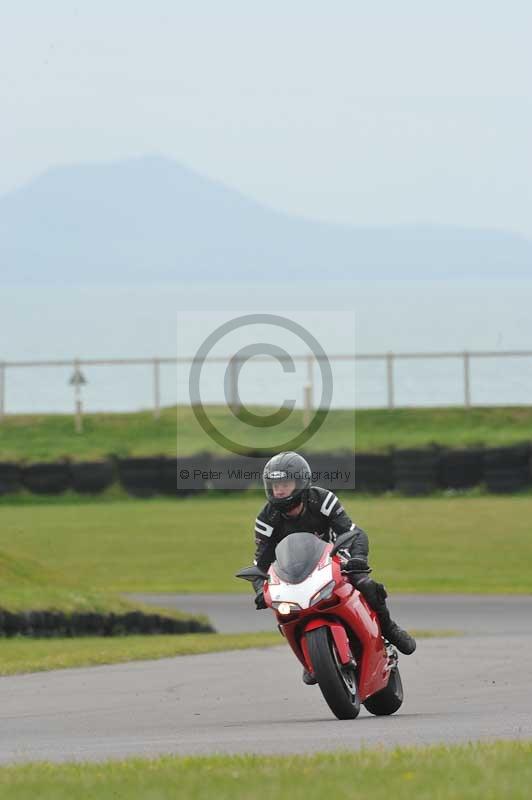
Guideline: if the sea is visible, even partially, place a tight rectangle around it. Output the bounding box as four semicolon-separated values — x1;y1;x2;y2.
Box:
0;279;531;414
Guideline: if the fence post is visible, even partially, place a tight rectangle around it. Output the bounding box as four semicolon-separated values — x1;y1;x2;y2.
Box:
73;358;83;433
0;362;5;422
306;354;314;410
153;358;161;420
463;351;471;408
303;384;312;427
386;352;395;409
228;355;241;415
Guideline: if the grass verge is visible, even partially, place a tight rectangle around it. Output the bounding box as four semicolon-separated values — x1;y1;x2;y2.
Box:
0;632;282;675
0;629;455;677
1;494;530;594
0;549;134;614
1;405;532;461
0;742;530;799
0;550;210;637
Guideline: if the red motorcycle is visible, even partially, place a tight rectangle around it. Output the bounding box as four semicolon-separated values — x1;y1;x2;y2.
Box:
237;530;404;720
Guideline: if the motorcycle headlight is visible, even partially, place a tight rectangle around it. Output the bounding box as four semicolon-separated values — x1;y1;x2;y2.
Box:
310;580;336;606
271;601;301;614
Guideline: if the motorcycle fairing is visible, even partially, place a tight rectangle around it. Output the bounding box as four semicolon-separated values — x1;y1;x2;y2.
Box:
301;618;353;666
267;562;334;609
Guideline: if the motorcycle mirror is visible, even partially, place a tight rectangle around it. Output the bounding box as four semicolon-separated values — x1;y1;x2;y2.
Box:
330;530;357;557
235;566;269;582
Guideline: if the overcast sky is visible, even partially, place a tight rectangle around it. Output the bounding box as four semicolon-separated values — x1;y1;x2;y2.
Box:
1;1;531;236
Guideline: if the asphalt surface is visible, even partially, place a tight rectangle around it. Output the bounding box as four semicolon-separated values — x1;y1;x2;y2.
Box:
1;595;531;764
128;592;532;636
1;633;531;764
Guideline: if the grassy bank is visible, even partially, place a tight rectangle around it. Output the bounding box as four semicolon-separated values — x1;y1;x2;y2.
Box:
0;550;209;639
0;632;282;676
0;742;530;799
1;405;532;461
1;494;531;594
0;629;453;677
0;549;134;613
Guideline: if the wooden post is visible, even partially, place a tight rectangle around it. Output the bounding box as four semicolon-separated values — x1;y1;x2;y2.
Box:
69;359;86;434
386;352;395;409
303;384;312;427
153;358;161;420
306;355;314;410
463;351;471;408
0;362;5;422
74;364;82;434
228;355;241;414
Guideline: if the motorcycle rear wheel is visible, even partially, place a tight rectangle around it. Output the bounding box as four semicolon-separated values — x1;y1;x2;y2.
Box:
363;665;404;716
306;626;360;720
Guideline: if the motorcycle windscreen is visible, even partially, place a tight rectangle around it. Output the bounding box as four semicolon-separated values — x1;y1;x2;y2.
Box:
273;532;328;584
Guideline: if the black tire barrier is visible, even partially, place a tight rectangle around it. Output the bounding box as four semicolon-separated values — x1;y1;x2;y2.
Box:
353;454;394;493
117;457;163;497
209;455;264;492
483;444;531;494
301;452;357;493
439;448;484;489
71;461;115;494
0;462;21;496
176;454;212;496
393;448;441;496
0;607;215;638
21;462;72;495
2;444;532;498
160;455;213;496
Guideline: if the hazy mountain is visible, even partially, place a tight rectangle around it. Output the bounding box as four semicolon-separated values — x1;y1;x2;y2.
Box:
0;155;530;284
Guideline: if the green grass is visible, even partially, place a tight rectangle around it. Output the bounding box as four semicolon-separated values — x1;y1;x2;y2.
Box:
1;494;531;594
0;549;137;613
0;632;283;675
0;629;454;677
0;742;530;799
0;484;132;507
1;405;532;461
0;548;208;637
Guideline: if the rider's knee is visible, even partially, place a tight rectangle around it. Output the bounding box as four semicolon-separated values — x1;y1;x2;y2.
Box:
353;576;387;607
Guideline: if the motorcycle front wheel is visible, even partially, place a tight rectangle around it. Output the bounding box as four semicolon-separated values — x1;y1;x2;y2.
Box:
305;626;360;720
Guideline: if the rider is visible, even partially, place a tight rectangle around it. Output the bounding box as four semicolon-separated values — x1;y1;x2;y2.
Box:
252;451;416;684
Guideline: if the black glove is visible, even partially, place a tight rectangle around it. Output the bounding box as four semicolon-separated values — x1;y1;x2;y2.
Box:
342;557;371;574
254;591;267;610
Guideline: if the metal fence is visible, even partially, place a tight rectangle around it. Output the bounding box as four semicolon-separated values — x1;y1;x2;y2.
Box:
1;349;531;422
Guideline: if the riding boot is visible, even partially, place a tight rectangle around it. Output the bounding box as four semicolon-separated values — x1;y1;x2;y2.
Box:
352;574;416;655
375;605;417;655
302;669;317;685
